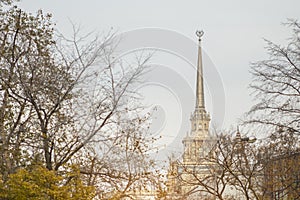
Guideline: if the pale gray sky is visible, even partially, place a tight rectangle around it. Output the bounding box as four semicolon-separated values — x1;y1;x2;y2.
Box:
18;0;300;155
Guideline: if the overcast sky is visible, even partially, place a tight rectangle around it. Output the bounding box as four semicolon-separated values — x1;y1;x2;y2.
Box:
19;0;300;155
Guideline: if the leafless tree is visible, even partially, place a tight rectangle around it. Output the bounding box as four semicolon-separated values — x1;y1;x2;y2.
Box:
77;111;163;199
168;133;262;200
247;20;300;136
244;19;300;199
0;3;158;197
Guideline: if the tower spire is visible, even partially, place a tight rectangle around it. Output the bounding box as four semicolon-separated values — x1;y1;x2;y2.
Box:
195;30;205;109
182;30;211;164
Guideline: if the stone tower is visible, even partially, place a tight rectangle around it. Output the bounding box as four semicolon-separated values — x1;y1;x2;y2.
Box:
167;31;215;199
182;30;211;165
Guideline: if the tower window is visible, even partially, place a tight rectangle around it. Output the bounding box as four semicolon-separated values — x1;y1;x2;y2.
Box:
198;124;202;130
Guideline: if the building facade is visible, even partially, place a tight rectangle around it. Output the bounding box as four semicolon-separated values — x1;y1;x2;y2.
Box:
263;151;300;200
